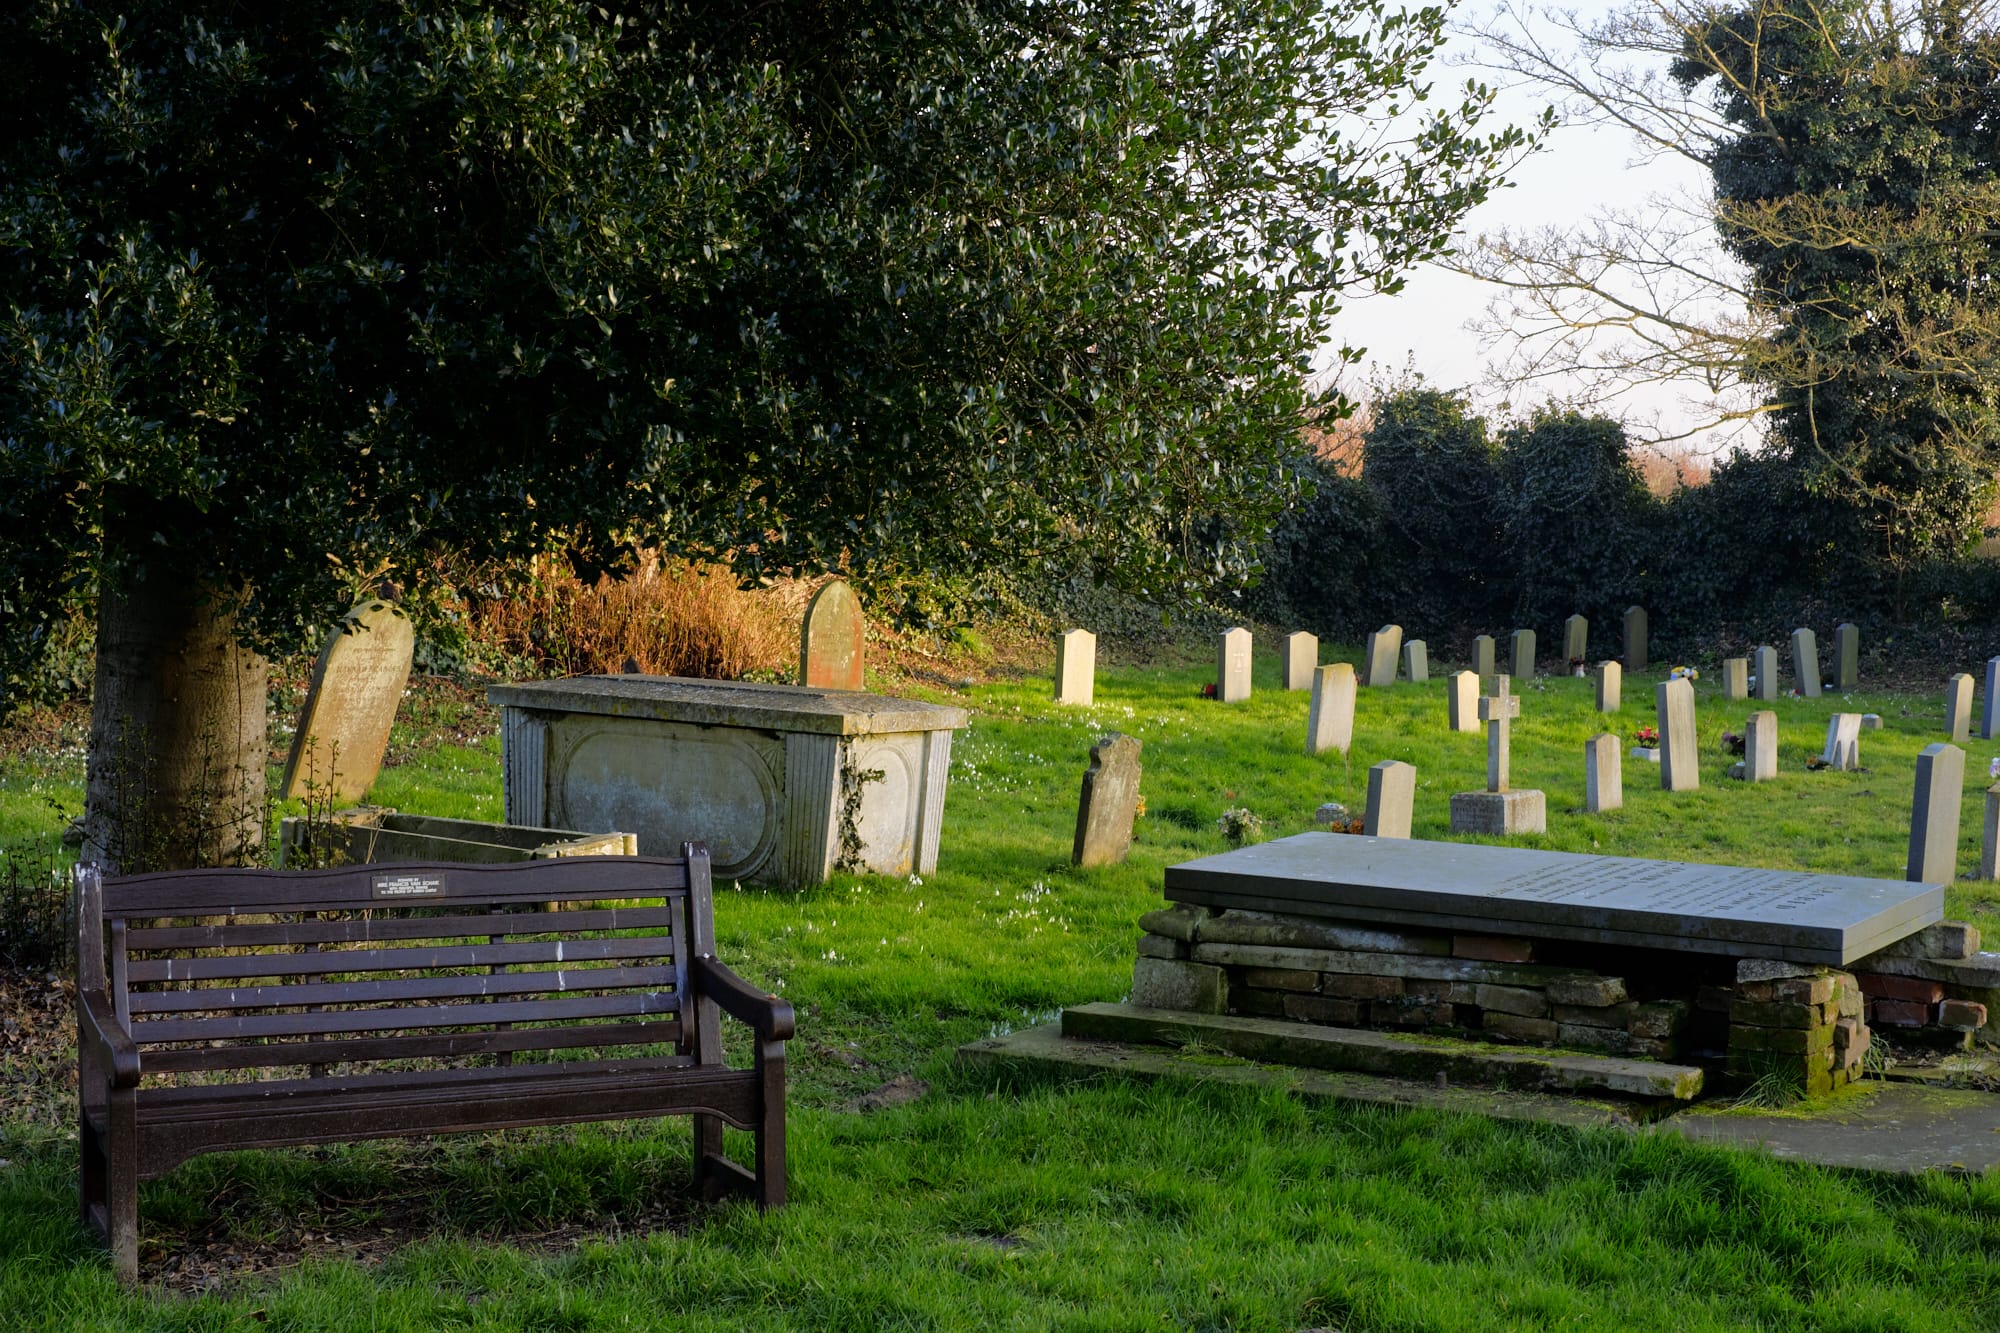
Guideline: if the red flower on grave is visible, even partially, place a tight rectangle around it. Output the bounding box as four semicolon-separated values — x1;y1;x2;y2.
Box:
1201;682;1217;698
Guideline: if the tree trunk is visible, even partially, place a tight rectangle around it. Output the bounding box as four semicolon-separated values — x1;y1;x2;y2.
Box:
83;579;269;873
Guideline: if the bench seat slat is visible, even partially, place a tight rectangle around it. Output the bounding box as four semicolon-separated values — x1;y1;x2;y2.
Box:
141;1019;687;1073
127;963;675;1014
123;906;679;955
132;991;679;1043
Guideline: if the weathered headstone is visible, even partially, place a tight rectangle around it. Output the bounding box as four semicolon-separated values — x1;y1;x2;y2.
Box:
1364;760;1416;840
1449;675;1546;834
1907;743;1966;884
1563;614;1589;665
1656;676;1698;792
1509;628;1536;681
279;597;416;803
1722;657;1749;701
1402;640;1429;684
1746;710;1778;782
1623;606;1648;671
1594;660;1622;713
1753;646;1780;702
1822;714;1862;771
1446;670;1478;734
1363;625;1403;688
1217;627;1253;703
800;580;865;690
1984;785;2000;881
1073;733;1143;868
1983;657;2000;740
1584;733;1622;813
1947;673;1974;744
1471;635;1496;685
1791;627;1821;698
1305;663;1356;757
1054;629;1095;706
1834;623;1859;691
1282;632;1318;691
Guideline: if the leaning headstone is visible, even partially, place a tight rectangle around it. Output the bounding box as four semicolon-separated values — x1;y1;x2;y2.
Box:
1722;657;1749;701
1054;629;1095;706
1449;675;1546;835
1746;710;1778;782
1364;760;1416;840
1984;786;2000;881
1834;623;1859;691
1947;673;1974;744
1402;640;1429;684
1623;606;1648;671
279;597;416;803
1584;734;1622;813
1753;646;1780;702
1907;743;1966;884
1822;714;1862;771
1471;635;1496;685
1363;625;1403;688
1446;670;1478;734
1791;627;1821;698
1656;677;1698;792
1217;627;1253;702
1305;664;1356;757
800;579;865;690
1983;657;2000;740
1509;628;1536;681
1594;661;1622;713
1282;632;1318;691
1563;615;1588;666
1073;733;1143;868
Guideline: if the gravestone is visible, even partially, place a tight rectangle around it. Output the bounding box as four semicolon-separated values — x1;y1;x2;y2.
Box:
1791;627;1821;698
1402;640;1429;684
279;597;416;804
1363;625;1402;688
1594;661;1622;713
1722;657;1749;701
1282;632;1318;691
1449;675;1546;835
1363;760;1416;839
1218;627;1253;703
1054;629;1095;706
1563;614;1588;665
1073;733;1143;868
799;580;866;690
1947;673;1974;744
1584;733;1621;813
1509;628;1536;681
1446;670;1478;734
1746;710;1778;782
1306;663;1356;757
1984;657;2000;740
1984;786;2000;881
1822;714;1862;771
1907;743;1965;884
1656;676;1698;792
1834;623;1859;691
1471;635;1496;685
1623;606;1648;671
1753;646;1780;702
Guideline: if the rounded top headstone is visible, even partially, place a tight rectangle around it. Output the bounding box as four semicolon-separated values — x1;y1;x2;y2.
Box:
799;579;865;691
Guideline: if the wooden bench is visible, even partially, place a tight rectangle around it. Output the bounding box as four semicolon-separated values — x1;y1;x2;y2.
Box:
74;846;792;1285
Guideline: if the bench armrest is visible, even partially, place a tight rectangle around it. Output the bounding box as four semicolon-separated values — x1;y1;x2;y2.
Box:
77;988;141;1089
690;955;795;1042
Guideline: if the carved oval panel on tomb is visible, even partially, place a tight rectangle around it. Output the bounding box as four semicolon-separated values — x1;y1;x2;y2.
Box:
848;735;918;875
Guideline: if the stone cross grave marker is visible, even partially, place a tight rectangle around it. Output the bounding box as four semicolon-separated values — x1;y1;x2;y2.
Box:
1753;645;1780;702
1282;632;1318;691
799;579;865;690
1450;674;1545;834
1947;673;1973;744
1623;605;1648;671
1722;657;1748;701
1907;743;1966;884
1217;627;1253;702
1073;733;1143;868
1402;639;1428;684
1447;670;1478;733
1984;657;2000;740
1563;614;1588;665
1595;660;1622;713
1480;675;1520;791
1822;713;1862;771
1746;710;1778;782
1363;625;1402;688
1363;760;1415;839
1834;623;1859;691
280;597;415;804
1471;635;1496;686
1306;663;1356;757
1509;628;1536;680
1584;733;1621;813
1792;627;1821;698
1054;628;1095;706
1656;676;1698;792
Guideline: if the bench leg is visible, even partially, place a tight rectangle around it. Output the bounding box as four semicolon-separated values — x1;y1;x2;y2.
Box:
755;1044;787;1209
690;1113;727;1201
82;1095;139;1285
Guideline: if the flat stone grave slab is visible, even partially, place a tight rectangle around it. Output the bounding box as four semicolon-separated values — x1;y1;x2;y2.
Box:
1163;832;1942;966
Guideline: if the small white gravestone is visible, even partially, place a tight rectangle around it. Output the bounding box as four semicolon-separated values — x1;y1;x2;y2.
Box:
1656;676;1698;792
1834;623;1859;691
1822;714;1862;771
1054;629;1095;706
1623;606;1648;671
1584;733;1622;813
1563;614;1588;665
1509;628;1536;681
1363;625;1403;688
1402;639;1429;684
1947;673;1973;744
1722;657;1749;701
1282;632;1318;691
1907;743;1966;884
1791;627;1821;698
1218;627;1253;703
279;597;415;804
1364;760;1416;839
1594;661;1622;713
1471;634;1496;686
1746;710;1778;782
1446;670;1478;733
1306;663;1356;757
1753;646;1781;702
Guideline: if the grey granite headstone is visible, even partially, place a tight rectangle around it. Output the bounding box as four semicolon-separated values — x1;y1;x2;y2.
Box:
1446;670;1478;733
1584;733;1621;813
1509;628;1536;681
1054;629;1095;706
1984;786;2000;881
1792;627;1821;698
1163;832;1944;965
1984;657;2000;740
1753;646;1780;702
1948;673;1974;744
1722;657;1749;701
1595;660;1622;713
1623;606;1648;671
280;597;415;804
1282;632;1318;691
1363;625;1403;688
1746;710;1778;782
1834;623;1859;691
1218;627;1253;703
1563;614;1588;665
1363;760;1416;840
1471;635;1496;685
1907;743;1965;884
1656;677;1698;792
1073;733;1143;868
1822;714;1861;772
1402;640;1429;684
1306;663;1356;757
800;579;865;691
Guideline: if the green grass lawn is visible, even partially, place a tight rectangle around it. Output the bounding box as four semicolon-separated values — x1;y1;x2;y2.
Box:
4;653;1999;1329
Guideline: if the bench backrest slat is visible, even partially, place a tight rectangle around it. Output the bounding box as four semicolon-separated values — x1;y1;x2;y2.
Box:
126;962;678;1015
140;1020;688;1075
123;904;679;953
